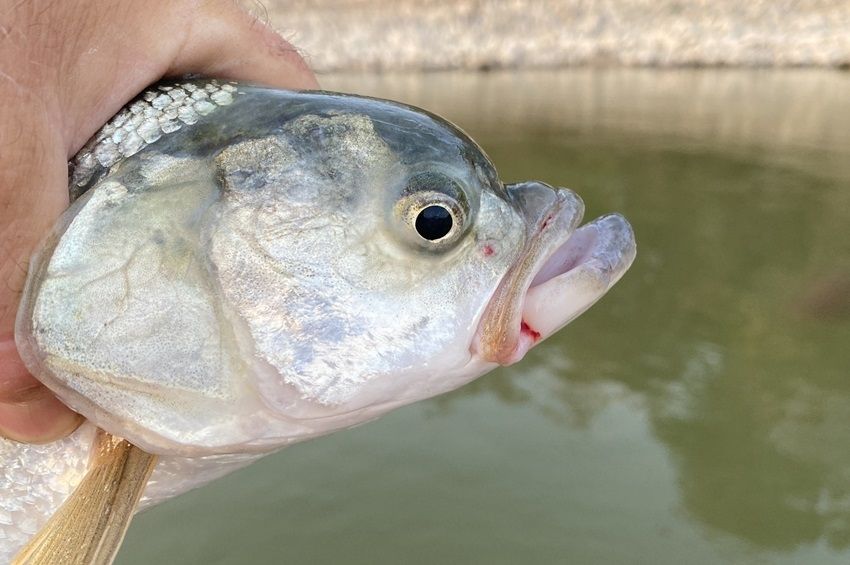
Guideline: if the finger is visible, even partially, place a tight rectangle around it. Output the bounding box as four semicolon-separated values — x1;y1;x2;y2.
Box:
0;99;80;443
60;0;319;152
169;1;319;90
0;339;82;442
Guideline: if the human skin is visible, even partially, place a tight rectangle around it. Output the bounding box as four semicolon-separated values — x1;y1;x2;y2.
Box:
0;0;317;442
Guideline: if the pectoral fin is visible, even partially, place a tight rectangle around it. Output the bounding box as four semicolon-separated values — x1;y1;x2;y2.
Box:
12;430;156;565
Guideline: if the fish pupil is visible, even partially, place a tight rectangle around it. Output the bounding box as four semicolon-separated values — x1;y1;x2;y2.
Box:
415;205;453;241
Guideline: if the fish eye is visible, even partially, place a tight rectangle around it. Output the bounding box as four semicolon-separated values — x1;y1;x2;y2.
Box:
415;205;453;241
393;172;469;250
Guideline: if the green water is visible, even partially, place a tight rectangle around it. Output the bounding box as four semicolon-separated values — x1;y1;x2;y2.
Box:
119;70;850;564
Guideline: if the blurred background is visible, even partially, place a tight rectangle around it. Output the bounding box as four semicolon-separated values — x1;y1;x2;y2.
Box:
121;2;850;564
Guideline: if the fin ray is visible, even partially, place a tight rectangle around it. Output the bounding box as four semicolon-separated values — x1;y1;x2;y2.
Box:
12;430;156;565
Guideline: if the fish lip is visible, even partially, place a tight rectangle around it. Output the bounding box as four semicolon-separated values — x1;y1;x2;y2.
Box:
475;184;635;365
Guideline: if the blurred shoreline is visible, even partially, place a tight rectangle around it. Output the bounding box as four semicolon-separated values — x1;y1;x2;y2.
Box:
265;0;850;71
320;69;850;162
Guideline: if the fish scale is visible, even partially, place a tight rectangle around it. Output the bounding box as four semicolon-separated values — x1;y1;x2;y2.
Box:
0;424;94;560
70;80;238;199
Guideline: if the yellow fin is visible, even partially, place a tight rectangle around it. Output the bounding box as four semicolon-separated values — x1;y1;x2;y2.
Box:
13;430;157;565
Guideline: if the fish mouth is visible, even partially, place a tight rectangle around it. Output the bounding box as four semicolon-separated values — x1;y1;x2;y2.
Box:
476;181;636;365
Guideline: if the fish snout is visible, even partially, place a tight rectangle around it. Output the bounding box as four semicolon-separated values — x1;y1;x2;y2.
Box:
505;181;585;238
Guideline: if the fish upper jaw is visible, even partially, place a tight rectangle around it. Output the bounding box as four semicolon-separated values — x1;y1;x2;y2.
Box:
474;181;636;365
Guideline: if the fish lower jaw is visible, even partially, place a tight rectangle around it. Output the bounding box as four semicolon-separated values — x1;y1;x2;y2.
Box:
477;213;636;365
487;320;542;365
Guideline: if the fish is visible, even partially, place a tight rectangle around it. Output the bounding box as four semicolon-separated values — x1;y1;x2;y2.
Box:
1;79;635;562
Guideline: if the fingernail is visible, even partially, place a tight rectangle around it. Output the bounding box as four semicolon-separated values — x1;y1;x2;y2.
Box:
0;394;83;443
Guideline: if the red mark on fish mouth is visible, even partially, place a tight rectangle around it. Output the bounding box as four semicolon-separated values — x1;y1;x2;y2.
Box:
520;320;540;342
482;244;494;256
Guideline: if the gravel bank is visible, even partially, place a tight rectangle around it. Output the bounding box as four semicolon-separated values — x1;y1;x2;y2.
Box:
261;0;850;71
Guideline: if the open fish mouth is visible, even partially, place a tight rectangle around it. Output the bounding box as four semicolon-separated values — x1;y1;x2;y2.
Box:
476;181;636;365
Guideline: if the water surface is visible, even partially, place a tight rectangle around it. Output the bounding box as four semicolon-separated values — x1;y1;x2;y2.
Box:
120;69;850;564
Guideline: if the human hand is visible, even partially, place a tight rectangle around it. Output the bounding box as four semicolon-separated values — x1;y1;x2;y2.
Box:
0;0;317;442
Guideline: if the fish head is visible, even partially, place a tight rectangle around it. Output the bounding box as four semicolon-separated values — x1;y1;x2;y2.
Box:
16;83;635;456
